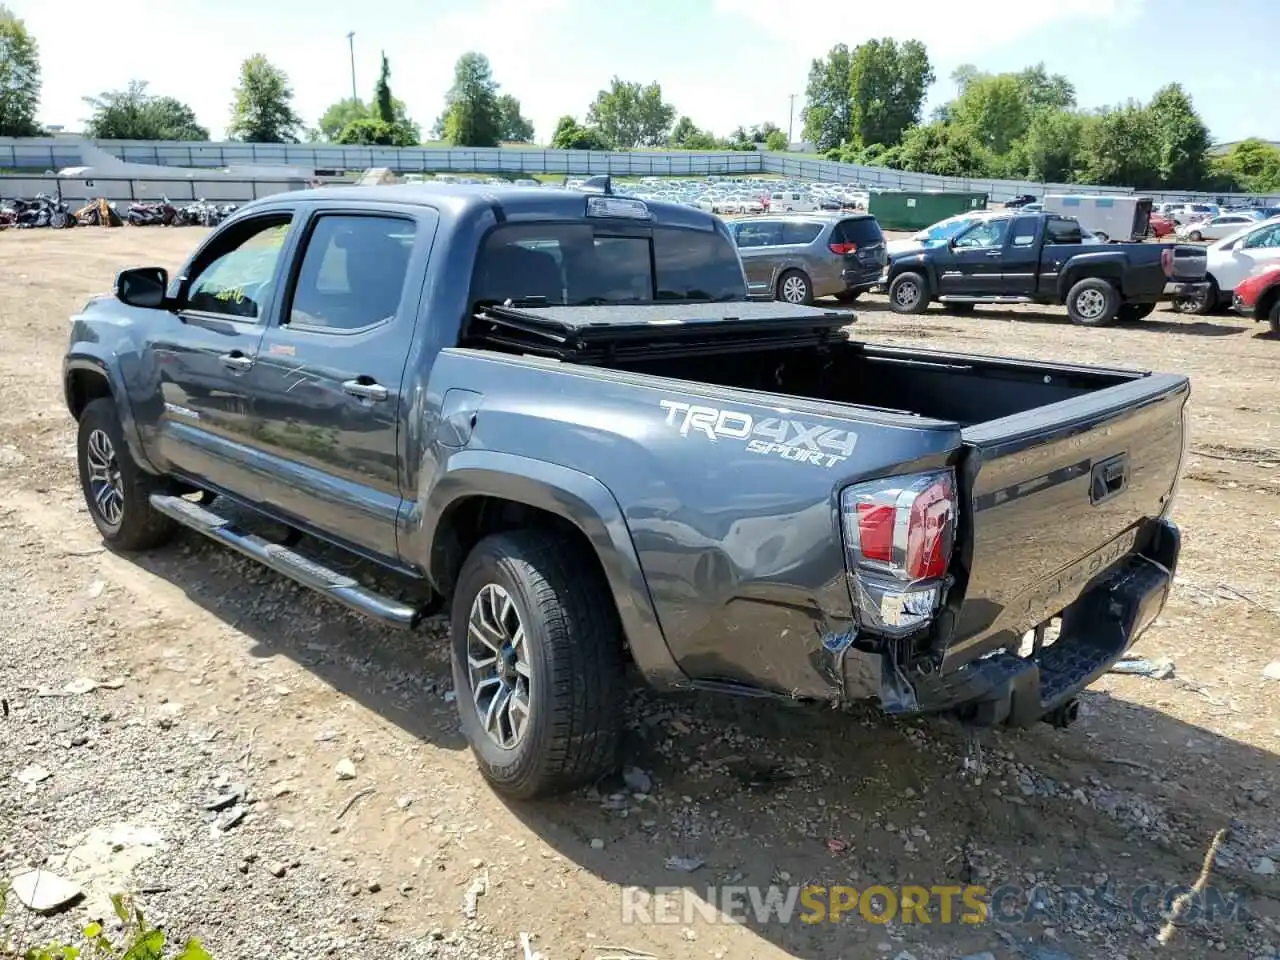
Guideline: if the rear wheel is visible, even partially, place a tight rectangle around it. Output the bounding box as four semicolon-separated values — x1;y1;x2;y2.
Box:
1187;276;1220;316
1188;230;1203;242
76;398;177;551
776;269;812;305
1269;299;1280;335
888;271;929;314
1065;277;1120;326
450;530;625;799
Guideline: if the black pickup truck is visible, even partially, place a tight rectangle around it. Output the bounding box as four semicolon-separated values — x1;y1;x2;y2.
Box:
65;183;1187;799
886;211;1209;326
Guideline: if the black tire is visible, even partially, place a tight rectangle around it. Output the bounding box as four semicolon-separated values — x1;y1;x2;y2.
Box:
776;269;813;305
1117;302;1156;323
943;302;975;315
888;271;929;314
1188;230;1202;242
1065;277;1121;326
450;530;625;800
76;398;177;551
1189;276;1220;316
1269;299;1280;335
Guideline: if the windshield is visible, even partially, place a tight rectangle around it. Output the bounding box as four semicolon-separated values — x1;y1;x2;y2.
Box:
471;222;746;307
916;217;979;243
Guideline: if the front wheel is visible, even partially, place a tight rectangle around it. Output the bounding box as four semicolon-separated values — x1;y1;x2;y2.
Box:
888;271;929;314
1188;230;1203;242
450;530;625;800
776;269;813;305
1065;277;1120;326
76;398;177;550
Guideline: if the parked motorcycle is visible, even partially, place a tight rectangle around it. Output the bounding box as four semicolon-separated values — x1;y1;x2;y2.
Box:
75;198;123;228
127;196;180;226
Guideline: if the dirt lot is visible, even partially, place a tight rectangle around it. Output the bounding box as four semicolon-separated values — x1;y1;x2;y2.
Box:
1;228;1278;960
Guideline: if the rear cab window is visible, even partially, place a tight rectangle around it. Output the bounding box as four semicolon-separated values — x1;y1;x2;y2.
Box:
472;222;745;307
1046;217;1083;244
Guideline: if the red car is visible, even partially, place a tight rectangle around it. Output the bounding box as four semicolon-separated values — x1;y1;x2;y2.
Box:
1147;214;1176;238
1231;262;1280;334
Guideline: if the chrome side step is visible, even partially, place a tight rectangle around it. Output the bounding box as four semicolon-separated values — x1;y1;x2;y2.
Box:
149;494;421;629
938;295;1034;304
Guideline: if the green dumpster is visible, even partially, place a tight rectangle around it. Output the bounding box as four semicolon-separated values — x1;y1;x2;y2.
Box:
865;190;988;231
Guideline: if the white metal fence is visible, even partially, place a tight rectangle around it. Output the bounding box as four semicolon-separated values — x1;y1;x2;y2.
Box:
0;136;1270;204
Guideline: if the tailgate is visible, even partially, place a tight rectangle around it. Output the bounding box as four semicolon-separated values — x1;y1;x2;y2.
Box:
945;372;1188;666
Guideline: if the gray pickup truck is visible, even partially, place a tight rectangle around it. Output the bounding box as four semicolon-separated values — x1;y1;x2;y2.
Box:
65;182;1187;799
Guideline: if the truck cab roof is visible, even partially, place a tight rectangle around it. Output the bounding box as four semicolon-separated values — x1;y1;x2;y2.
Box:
240;182;724;232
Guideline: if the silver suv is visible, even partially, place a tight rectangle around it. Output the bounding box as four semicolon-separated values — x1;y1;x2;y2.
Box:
729;214;888;304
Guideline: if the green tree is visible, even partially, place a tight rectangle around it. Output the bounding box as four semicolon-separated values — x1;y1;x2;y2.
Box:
1014;63;1076;112
549;114;610;150
496;93;535;142
374;52;394;124
84;80;208;141
895;121;990;177
1146;82;1210;188
440;52;503;147
765;128;789;151
952;73;1029;154
1211;139;1280;193
1022;109;1085;182
724;125;758;151
0;5;41;136
801;44;853;152
317;97;369;141
228;54;303;143
848;38;934;147
1079;102;1160;187
586;77;675;148
668;115;720;150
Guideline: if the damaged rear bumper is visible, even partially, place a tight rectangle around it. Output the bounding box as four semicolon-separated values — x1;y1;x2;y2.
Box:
840;519;1181;727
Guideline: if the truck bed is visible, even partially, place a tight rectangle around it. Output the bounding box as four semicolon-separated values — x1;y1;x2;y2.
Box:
448;301;1187;713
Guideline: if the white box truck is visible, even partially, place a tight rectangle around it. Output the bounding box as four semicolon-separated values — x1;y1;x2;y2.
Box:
1042;194;1153;242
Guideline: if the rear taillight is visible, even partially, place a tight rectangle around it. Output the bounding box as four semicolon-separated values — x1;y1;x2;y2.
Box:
1161;248;1174;277
840;470;958;635
829;241;858;255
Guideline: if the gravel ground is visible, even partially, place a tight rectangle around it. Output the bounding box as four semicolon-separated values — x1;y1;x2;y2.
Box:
1;228;1278;960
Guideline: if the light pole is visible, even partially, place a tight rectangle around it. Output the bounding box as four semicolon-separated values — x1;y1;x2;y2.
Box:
787;93;797;146
346;31;358;103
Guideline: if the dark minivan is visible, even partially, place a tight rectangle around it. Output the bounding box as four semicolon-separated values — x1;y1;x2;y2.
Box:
730;213;887;304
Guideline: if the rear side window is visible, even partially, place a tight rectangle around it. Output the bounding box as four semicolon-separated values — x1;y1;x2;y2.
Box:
735;221;783;247
288;215;417;331
833;218;883;244
781;221;823;245
1046;217;1083;244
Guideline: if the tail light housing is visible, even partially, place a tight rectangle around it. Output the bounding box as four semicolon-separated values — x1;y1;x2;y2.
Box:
839;470;958;636
1160;248;1174;277
829;241;858;255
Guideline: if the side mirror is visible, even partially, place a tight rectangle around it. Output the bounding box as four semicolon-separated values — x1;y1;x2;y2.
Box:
114;267;170;309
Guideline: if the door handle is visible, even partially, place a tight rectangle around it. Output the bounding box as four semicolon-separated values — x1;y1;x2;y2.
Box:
342;379;389;401
219;352;254;371
985;250;1002;257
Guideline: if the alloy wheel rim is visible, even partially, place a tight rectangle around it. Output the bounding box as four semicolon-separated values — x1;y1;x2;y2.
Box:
782;276;807;303
86;428;124;527
895;280;919;307
1076;289;1106;319
466;583;532;749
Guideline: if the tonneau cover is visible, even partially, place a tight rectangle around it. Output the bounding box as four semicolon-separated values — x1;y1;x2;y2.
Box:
469;301;851;361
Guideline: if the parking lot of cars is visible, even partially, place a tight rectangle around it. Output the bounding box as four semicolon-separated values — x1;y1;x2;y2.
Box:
1;199;1278;960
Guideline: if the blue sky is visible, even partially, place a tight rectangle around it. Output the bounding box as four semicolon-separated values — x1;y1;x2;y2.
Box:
18;0;1279;146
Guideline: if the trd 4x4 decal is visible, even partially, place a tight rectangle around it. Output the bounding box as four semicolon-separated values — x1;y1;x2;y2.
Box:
659;399;857;468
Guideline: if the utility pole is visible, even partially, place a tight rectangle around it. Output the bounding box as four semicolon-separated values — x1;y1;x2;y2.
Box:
787;93;797;146
346;31;358;103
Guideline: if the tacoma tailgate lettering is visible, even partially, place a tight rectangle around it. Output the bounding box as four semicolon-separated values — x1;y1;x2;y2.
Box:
659;399;856;468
